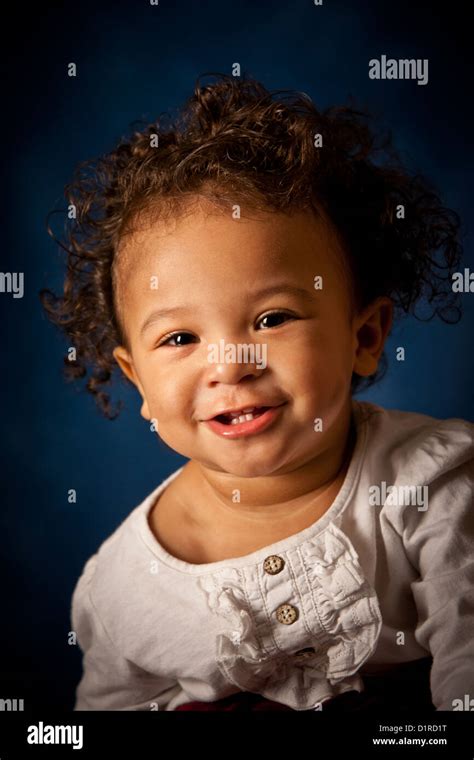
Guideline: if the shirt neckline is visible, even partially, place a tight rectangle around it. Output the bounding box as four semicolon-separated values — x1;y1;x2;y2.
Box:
137;399;375;575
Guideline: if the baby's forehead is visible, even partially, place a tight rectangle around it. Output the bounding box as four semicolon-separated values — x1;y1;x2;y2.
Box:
114;208;352;323
118;202;342;261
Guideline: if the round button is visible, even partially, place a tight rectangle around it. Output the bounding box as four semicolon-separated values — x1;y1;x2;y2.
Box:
293;647;316;660
276;603;298;625
263;555;285;575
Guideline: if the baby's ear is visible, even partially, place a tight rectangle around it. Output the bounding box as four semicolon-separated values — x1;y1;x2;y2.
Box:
113;346;151;420
352;297;393;377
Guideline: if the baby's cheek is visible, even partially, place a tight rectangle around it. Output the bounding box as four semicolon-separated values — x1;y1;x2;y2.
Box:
294;354;349;423
146;381;195;427
146;400;195;457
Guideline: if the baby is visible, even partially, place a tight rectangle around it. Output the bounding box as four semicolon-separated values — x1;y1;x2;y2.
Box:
40;74;473;712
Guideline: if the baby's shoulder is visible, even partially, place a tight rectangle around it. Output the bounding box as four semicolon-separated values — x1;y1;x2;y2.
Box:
71;480;175;629
358;401;473;483
355;402;473;539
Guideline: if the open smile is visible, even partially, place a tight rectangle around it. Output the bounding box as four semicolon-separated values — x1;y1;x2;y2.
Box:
203;403;286;438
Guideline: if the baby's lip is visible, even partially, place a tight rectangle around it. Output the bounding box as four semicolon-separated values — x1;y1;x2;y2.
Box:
203;401;286;421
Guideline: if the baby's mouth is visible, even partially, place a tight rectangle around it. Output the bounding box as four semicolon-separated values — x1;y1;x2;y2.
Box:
214;406;270;426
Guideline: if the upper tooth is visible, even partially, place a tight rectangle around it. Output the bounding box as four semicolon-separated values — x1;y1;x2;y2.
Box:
230;407;255;417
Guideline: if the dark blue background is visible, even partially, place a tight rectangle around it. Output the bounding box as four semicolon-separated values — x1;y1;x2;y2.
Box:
1;0;472;711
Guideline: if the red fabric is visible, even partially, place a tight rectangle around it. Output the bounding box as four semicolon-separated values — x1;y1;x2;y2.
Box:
175;691;298;711
174;690;368;712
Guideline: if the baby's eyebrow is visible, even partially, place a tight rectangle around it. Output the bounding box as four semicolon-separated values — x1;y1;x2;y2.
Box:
250;284;315;302
139;284;316;337
140;305;191;337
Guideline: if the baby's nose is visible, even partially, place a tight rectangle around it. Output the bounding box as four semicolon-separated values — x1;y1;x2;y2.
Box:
204;338;267;384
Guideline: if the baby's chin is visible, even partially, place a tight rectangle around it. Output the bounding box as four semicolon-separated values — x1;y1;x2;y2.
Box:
191;446;307;479
157;419;317;476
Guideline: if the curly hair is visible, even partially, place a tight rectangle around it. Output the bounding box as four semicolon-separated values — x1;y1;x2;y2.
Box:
39;72;463;419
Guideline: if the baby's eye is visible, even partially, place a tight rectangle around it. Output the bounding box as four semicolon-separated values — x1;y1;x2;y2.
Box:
156;311;296;347
157;331;197;347
256;311;296;330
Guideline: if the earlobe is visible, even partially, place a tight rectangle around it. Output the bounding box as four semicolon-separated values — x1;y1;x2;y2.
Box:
353;297;393;377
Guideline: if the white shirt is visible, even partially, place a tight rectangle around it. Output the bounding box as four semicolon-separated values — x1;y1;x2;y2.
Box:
71;400;474;711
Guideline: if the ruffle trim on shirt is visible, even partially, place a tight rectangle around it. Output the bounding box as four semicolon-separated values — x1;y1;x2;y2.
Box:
302;524;382;679
198;522;382;710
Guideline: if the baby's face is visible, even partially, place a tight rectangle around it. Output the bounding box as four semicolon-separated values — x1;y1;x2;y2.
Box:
113;202;386;477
